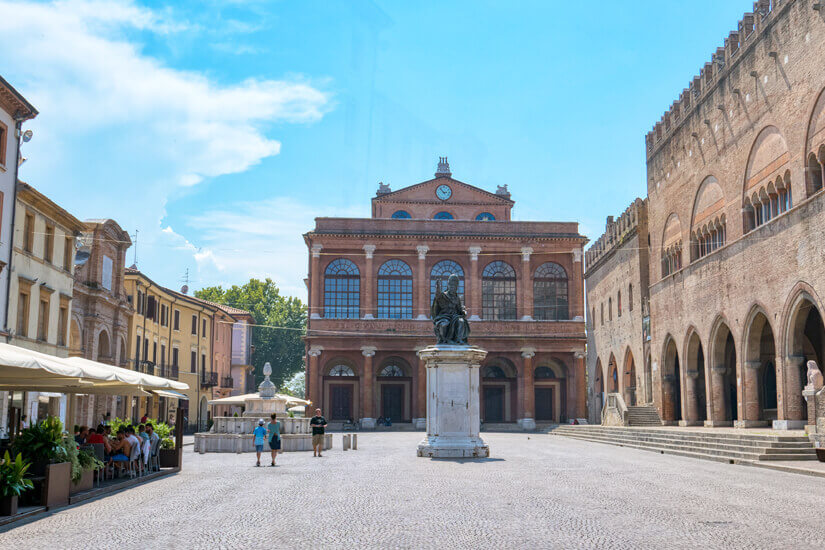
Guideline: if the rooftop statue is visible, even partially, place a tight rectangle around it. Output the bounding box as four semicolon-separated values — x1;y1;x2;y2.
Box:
431;274;470;345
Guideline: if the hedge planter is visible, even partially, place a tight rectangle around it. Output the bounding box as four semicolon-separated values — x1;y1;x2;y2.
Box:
158;448;178;468
0;495;18;516
43;462;71;508
70;469;94;494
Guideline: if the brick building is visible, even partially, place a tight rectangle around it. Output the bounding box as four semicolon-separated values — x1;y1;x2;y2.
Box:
304;159;587;429
69;219;133;426
587;0;825;430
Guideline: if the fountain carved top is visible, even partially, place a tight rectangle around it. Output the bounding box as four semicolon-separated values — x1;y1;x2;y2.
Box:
258;361;276;399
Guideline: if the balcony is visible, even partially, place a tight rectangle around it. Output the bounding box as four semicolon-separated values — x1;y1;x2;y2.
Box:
200;371;218;387
137;360;155;374
220;375;234;389
158;364;179;380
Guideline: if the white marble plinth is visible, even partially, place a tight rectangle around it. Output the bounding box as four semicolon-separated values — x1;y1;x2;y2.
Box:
773;419;807;430
517;418;536;431
416;345;489;458
412;417;426;430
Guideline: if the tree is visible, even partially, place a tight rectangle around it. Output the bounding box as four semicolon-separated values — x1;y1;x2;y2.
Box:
281;371;305;397
195;278;306;389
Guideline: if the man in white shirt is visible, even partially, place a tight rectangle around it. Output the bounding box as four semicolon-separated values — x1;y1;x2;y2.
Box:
125;426;142;463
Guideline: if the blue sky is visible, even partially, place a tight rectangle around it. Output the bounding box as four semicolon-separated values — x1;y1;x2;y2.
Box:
1;0;749;299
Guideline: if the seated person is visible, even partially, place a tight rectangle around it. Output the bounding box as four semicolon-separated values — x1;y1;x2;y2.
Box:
145;423;160;469
126;427;142;462
87;425;112;455
109;429;132;474
74;426;88;444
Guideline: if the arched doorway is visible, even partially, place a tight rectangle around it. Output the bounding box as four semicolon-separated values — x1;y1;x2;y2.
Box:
744;310;778;423
785;294;825;421
593;358;604;418
685;331;707;424
97;330;111;363
376;358;411;423
534;362;566;422
662;336;681;422
623;349;636;406
709;321;738;424
325;362;358;421
607;354;619;393
481;359;516;423
644;354;653;404
198;396;208;431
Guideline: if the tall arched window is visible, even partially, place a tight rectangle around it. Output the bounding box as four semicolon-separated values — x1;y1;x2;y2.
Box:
617;291;622;317
377;259;413;319
608;297;613;321
434;212;454;220
430;260;464;303
324;259;360;318
482;261;517;320
628;284;633;311
533;262;568;320
391;210;411;219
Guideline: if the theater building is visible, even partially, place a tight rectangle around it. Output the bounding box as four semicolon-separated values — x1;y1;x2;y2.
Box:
304;159;587;429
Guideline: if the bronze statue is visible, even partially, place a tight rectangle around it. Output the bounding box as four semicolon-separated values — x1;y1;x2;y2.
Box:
431;274;470;345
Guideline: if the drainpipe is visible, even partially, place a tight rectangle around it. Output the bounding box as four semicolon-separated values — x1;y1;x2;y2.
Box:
3;116;25;338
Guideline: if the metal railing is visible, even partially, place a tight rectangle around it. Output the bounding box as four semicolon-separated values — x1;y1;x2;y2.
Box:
158;364;179;380
200;371;218;387
220;375;234;388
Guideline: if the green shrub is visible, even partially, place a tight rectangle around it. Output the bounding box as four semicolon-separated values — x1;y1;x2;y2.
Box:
12;417;66;467
0;451;34;498
108;417;173;440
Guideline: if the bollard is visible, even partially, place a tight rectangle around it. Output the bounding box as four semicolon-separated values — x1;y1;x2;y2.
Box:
352;433;357;450
343;434;350;451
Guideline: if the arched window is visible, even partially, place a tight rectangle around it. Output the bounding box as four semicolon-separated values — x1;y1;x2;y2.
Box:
433;211;453;220
430;260;464;303
628;284;633;311
608;297;613;321
808;152;823;195
600;303;604;326
329;365;355;376
482;261;516;320
379;365;404;377
324;259;360;318
484;366;506;378
476;212;495;221
533;262;568;320
377;260;413;319
534;366;555;379
617;291;622;317
391;210;411;219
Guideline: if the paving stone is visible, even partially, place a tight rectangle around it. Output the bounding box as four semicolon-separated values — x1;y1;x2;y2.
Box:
2;433;824;549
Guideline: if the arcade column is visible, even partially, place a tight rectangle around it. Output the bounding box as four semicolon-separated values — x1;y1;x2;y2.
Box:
360;346;377;428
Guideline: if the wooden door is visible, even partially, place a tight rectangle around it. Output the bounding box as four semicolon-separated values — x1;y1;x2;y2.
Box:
330;385;353;421
535;387;555;421
381;385;404;422
483;386;504;422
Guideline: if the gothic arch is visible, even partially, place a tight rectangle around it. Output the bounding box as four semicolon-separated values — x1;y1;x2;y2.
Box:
69;317;83;355
708;316;738;423
780;282;825;421
743;125;791;232
607;353;619;393
622;346;636;406
690;176;727;260
804;85;825;196
95;327;112;363
661;334;681;422
683;326;707;423
661;213;683;277
742;304;779;421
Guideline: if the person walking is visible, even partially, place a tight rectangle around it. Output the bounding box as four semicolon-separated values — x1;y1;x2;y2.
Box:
267;413;281;466
310;408;327;457
253;419;267;467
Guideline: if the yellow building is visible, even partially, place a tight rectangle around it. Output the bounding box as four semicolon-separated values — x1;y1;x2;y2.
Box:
124;268;216;429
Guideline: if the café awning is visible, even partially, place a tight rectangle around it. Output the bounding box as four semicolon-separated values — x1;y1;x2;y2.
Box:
151;389;189;400
0;342;188;394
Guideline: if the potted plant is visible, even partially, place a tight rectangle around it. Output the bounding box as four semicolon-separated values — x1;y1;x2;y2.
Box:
12;417;72;508
158;438;177;468
64;439;102;494
0;451;34;516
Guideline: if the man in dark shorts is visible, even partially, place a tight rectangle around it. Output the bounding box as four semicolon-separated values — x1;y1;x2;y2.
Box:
310;408;327;457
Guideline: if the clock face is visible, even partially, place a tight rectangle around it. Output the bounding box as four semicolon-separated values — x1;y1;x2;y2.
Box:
436;184;452;200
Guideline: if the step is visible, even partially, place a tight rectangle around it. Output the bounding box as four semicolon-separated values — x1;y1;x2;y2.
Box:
553;428;814;448
553;426;810;443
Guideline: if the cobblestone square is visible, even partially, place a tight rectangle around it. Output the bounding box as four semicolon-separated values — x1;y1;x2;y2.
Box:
3;433;825;549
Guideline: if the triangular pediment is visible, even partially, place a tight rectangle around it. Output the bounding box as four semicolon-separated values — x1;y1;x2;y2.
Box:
373;177;513;206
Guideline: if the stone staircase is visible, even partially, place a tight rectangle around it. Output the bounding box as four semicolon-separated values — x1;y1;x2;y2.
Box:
551;425;817;464
626;405;662;426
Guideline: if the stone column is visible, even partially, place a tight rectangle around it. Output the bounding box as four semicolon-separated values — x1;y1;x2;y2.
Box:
705;365;728;426
416;245;429;320
467;246;482;320
362;244;376;319
518;348;536;430
309;244;323;319
661;375;676;423
571;247;584;321
360;346;377;428
307;347;322;415
682;370;700;425
742;361;762;425
414;354;426;430
784;355;805;422
520;247;533;321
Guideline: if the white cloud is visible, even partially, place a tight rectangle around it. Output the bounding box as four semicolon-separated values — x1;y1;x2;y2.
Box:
187;197;365;299
0;0;331;288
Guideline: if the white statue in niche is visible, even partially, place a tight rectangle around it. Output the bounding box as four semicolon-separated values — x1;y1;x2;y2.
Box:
806;360;824;391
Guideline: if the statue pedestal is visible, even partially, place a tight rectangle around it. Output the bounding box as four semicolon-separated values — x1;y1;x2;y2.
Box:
417;345;489;458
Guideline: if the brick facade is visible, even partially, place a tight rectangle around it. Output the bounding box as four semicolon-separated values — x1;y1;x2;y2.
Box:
305;160;587;429
586;0;825;430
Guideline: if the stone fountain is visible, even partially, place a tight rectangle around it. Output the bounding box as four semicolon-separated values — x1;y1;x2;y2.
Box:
194;362;331;453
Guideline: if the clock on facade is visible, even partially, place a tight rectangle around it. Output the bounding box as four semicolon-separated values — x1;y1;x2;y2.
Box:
436;184;452;200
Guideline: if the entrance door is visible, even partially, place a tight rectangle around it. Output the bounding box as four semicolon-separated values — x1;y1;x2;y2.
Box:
381;385;404;422
330;385;353;421
483;386;504;422
535;387;555;421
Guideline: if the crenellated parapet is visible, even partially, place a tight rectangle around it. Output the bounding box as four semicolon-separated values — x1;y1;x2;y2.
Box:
585;198;647;273
645;0;786;160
